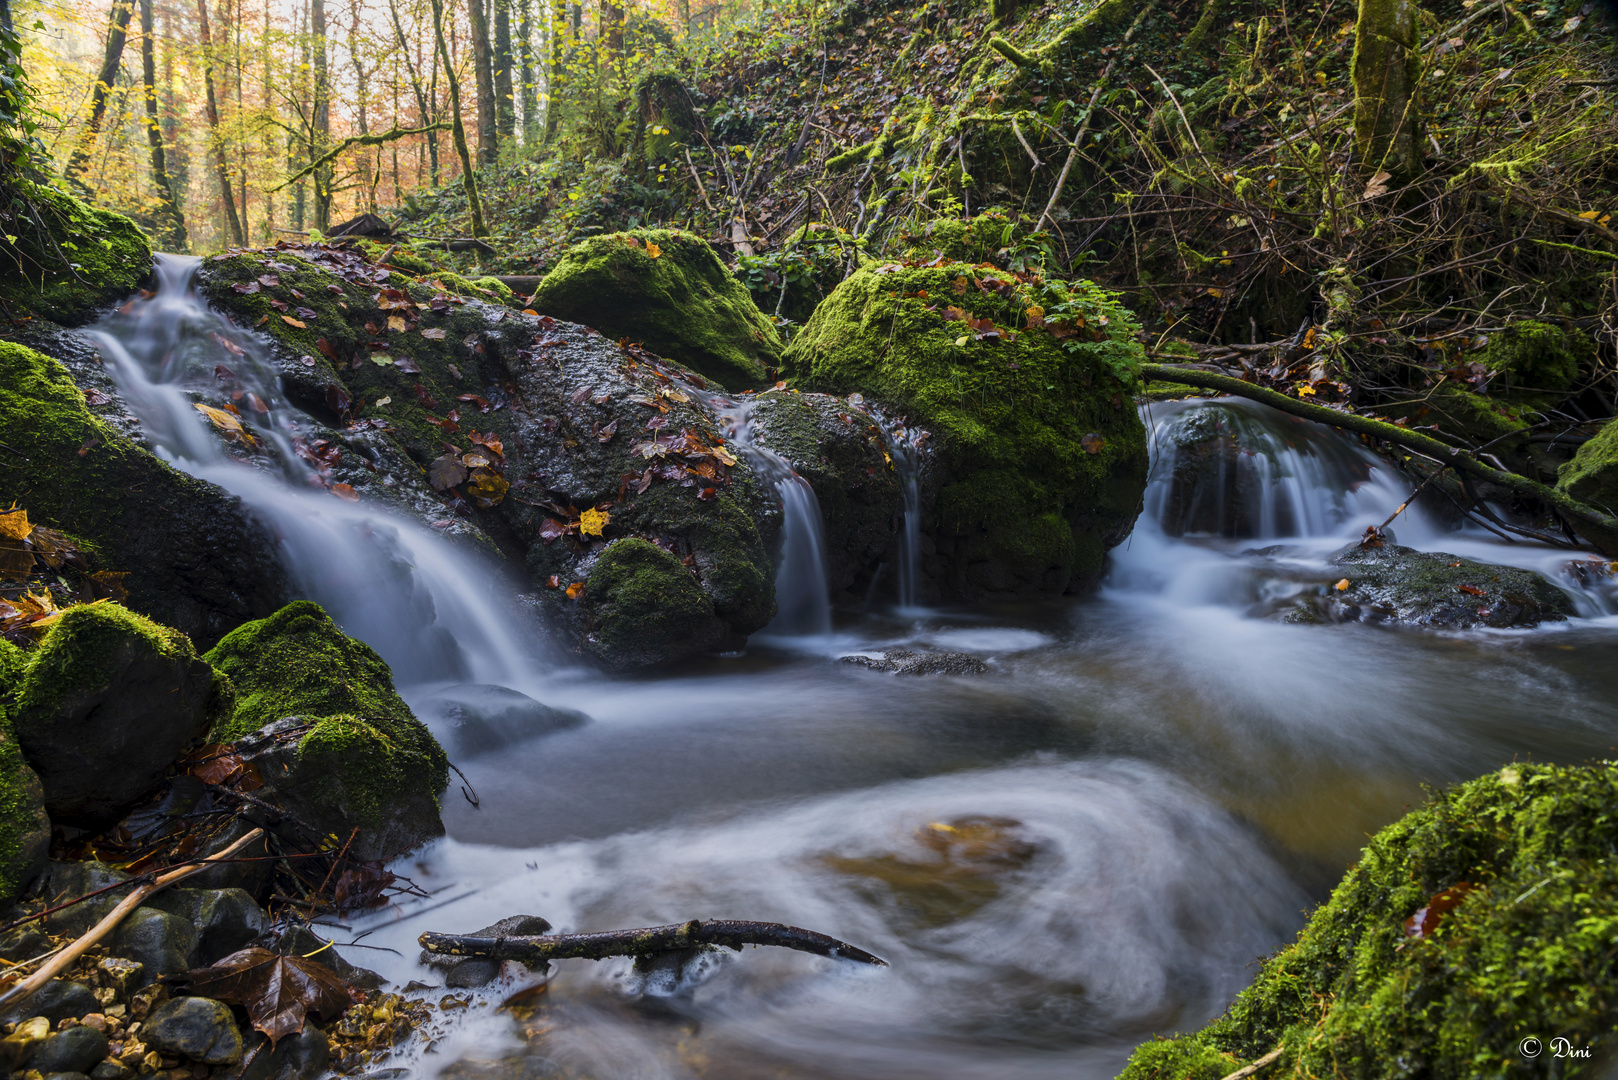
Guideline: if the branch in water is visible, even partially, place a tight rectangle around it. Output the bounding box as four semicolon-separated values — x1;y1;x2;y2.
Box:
419;919;888;967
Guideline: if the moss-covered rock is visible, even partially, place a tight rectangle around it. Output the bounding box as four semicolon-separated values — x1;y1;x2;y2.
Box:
0;726;50;907
0;180;154;325
1557;417;1618;517
531;230;778;390
1120;761;1618;1080
1476;320;1592;397
576;538;727;668
1378;384;1529;453
12;602;221;824
436;272;517;306
202;600;413;742
784;264;1148;597
0;341;287;647
0;639;27;723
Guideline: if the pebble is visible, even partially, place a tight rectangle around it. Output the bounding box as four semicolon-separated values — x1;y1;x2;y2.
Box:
142;998;243;1066
31;1024;110;1074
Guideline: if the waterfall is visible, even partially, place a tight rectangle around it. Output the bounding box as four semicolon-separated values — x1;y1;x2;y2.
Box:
867;402;924;610
85;254;538;686
706;397;835;637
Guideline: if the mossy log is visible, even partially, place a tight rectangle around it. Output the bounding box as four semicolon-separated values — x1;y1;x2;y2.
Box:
420;918;887;967
1139;363;1618;555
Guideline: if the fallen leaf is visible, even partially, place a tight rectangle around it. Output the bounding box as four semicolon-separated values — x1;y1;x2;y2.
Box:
316;337;337;360
394;356;421;374
281;315;307;329
1457;584;1487;596
0;509;31;541
387;315;408;332
646;241;662;259
1080;433;1104;454
697;486;718;501
1362;170;1392;199
428;454;469;490
467;471;509;507
330;483;360;502
1334;578;1351;591
421;327;447;341
565;582;584;599
82;387;113;405
1405;883;1474;939
597;419;618;442
194;403;258;447
166;947;357;1047
578;507;609;537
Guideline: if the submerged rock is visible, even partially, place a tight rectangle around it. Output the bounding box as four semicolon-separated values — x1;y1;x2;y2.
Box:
530;230;778;389
840;649;990;676
1291;543;1574;629
0;341;287;647
784;265;1148;599
415;684;588;757
11;602;224;825
1120;761;1618;1080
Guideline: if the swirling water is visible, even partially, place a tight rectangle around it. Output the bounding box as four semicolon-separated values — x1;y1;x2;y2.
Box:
88;268;1618;1079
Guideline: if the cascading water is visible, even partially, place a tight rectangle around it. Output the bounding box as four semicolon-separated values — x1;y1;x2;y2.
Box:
866;400;925;610
85;253;538;687
709;396;835;637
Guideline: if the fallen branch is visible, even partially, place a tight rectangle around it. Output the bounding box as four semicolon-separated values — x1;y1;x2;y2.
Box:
1139;363;1618;555
1220;1044;1286;1080
420;918;887;967
269;124;451;193
0;828;265;1014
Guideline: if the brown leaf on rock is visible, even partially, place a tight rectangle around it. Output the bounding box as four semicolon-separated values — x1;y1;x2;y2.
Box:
1080;433;1105;454
421;327;447;341
281;315;307;329
428;453;469;491
1405;882;1474;939
167;947;357;1046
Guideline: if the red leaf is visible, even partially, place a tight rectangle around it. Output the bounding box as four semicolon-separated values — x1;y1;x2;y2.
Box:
1405;882;1475;939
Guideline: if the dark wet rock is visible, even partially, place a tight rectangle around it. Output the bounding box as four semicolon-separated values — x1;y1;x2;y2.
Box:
12;602;223;825
90;1061;134;1080
38;862;133;937
0;341;288;650
840;649;990;676
182;816;275;900
0;923;50;964
112;908;198;983
42;1072;92;1080
30;1025;109;1074
18;980;100;1023
146;888;266;966
0;721;50;906
222;1027;328;1080
415;684;588;758
444;959;502;988
743;390;905;597
271;926;384;991
1291;543;1575;629
96;958;143;995
142;997;244;1064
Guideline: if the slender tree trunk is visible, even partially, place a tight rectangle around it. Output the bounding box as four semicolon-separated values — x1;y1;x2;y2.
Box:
311;0;332;229
466;0;498;164
350;0;376;211
388;0;439;184
1351;0;1422;182
139;0;187;248
493;0;515;142
600;0;623;70
261;0;274;235
232;0;246;237
546;0;566;138
65;0;136;183
196;0;245;244
429;0;487;233
517;0;536;145
291;1;309;231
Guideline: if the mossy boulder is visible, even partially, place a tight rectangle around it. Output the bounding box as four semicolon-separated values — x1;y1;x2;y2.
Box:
0;725;49;907
783;264;1148;598
202;600;413;742
0;341;287;647
1287;543;1574;629
1378;384;1529;453
530;230;778;390
1557;417;1618;517
11;602;222;824
1121;761;1618;1080
0;180;154;325
575;538;728;668
746;389;903;596
1477;320;1592;397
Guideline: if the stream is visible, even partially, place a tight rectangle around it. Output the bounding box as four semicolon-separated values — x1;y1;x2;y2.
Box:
89;257;1618;1079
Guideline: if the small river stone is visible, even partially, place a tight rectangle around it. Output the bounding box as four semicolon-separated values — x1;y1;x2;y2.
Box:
30;1025;109;1074
142;997;243;1065
90;1061;134;1080
111;908;198;983
24;979;100;1022
444;959;500;988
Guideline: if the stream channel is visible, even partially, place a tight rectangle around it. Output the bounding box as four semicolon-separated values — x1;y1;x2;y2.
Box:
89;256;1618;1079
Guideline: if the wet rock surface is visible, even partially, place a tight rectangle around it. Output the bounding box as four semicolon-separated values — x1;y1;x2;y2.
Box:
1291;543;1575;629
142;997;244;1064
840;649;991;676
415;684;589;757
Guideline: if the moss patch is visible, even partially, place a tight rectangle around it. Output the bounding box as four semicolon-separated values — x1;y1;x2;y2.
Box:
1120;761;1618;1080
578;537;726;668
0;180;153;325
203;600;412;741
1558;417;1618;517
1378;385;1529;452
531;229;778;390
0;639;27;727
1477;320;1592;397
0;725;48;906
13;601;197;729
294;713;448;831
783;263;1148;594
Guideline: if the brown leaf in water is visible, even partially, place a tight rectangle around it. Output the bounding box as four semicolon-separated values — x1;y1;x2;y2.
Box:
331;483;360;502
1456;584;1487;597
167;947;357;1046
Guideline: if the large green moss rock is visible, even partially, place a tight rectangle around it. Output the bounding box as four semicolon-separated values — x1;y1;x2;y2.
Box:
576;538;727;668
0;180;153;325
202;600;413;742
1476;320;1592;397
0;724;49;907
1123;761;1618;1079
12;602;221;824
783;264;1148;597
531;230;778;390
1557;417;1618;517
0;341;286;647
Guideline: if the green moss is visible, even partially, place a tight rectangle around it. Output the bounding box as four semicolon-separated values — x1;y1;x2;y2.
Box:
0;639;26;726
436;271;518;305
531;229;778;390
580;537;724;667
471;275;515;302
1477;320;1592;397
1120;762;1618;1080
1378;385;1528;451
1558;417;1618;516
294;713;448;831
0;724;47;905
13;601;196;728
783;263;1148;593
0;180;153;325
387;248;437;275
203;600;412;741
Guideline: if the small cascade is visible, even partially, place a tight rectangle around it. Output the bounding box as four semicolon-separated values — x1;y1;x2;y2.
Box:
866;400;925;609
709;397;835;637
86;254;537;686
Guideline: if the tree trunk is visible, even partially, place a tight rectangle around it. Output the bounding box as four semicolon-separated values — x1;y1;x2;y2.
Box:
1351;0;1422;182
65;0;136;184
429;0;487;234
311;0;332;230
466;0;498;164
388;0;440;184
139;0;187;249
600;0;623;69
517;0;537;144
493;0;515;142
546;0;566;138
196;0;245;245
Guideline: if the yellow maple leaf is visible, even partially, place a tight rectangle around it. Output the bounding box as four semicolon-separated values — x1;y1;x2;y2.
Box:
1296;384;1317;396
0;508;31;541
646;241;662;259
194;403;259;447
565;582;585;599
578;507;609;537
467;471;510;507
1335;578;1351;591
387;315;408;332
